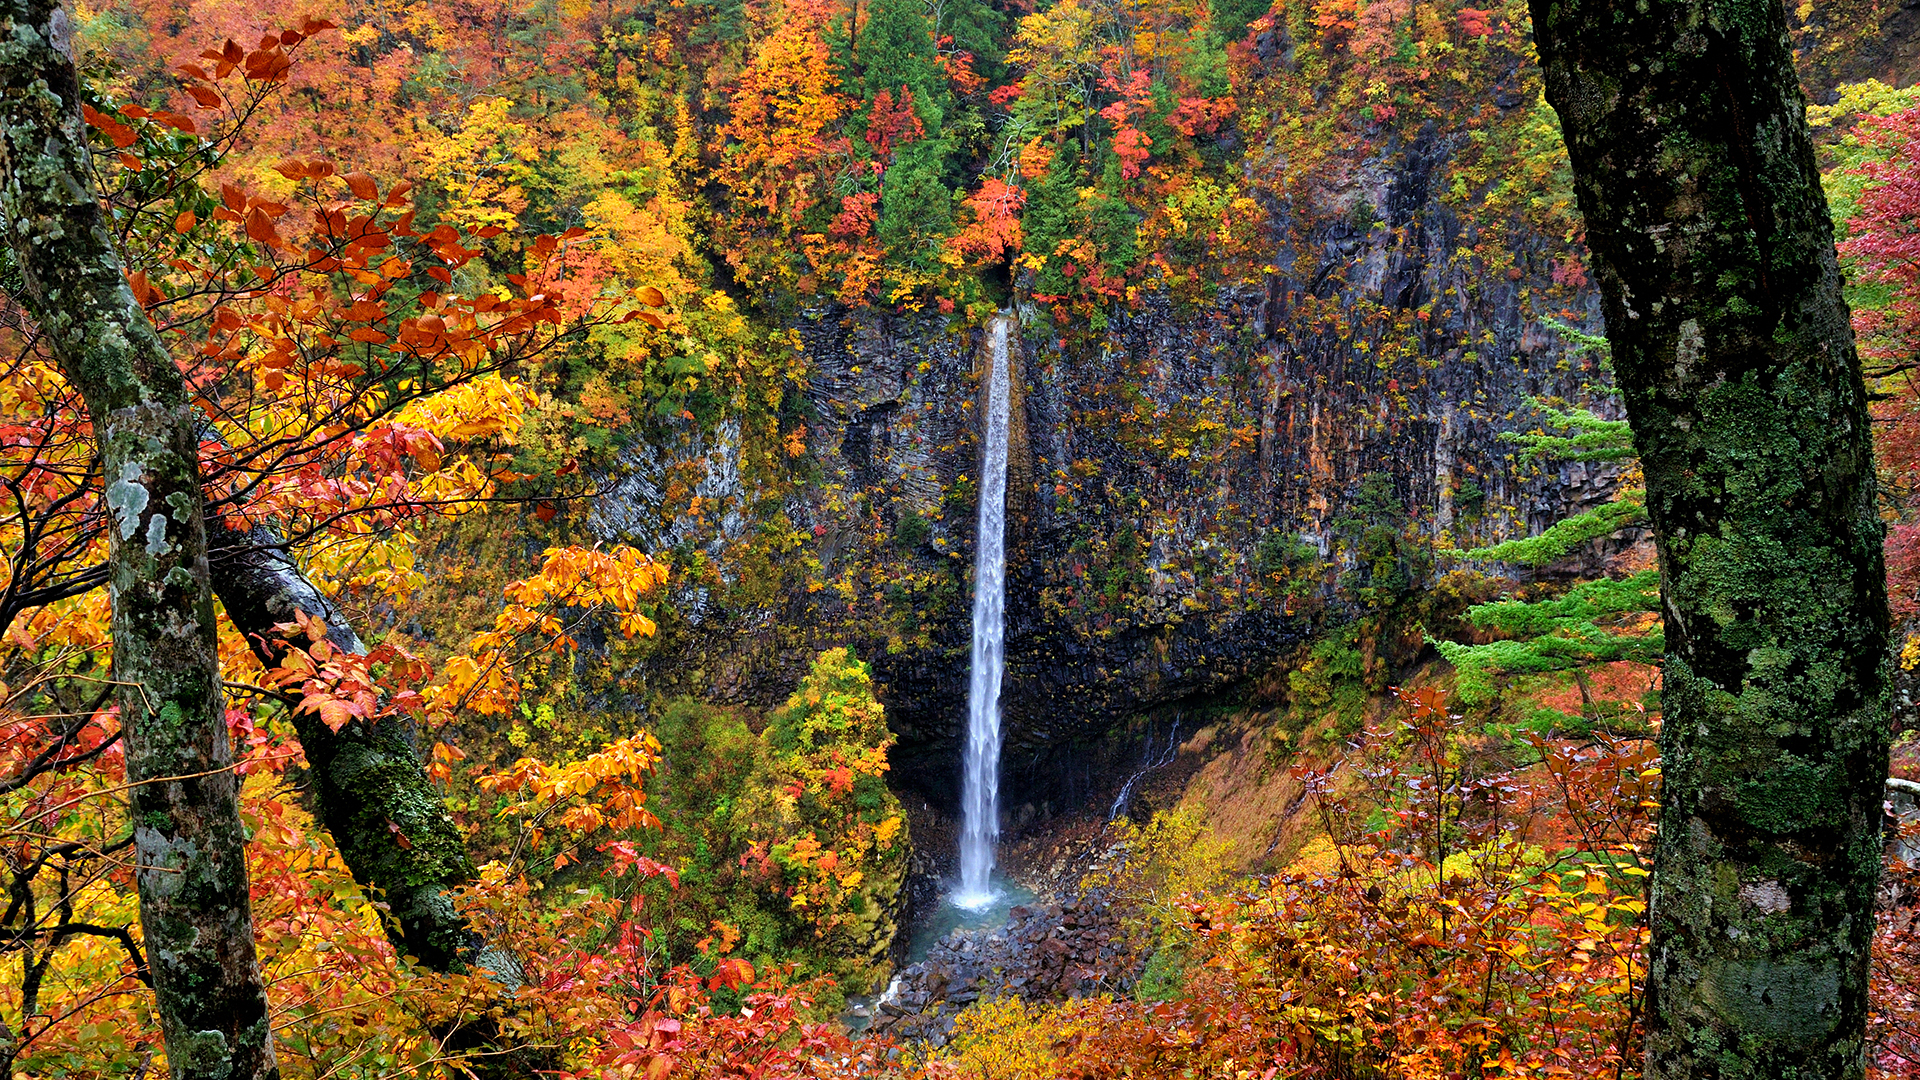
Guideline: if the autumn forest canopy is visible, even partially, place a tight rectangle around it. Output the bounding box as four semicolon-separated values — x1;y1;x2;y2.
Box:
8;0;1920;1074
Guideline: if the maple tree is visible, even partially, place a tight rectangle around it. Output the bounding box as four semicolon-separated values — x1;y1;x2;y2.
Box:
0;10;684;1070
1826;95;1920;639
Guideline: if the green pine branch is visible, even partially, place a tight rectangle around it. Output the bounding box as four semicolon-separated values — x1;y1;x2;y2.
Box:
1432;335;1662;712
1462;569;1662;634
1430;569;1663;704
1499;403;1636;463
1456;491;1646;567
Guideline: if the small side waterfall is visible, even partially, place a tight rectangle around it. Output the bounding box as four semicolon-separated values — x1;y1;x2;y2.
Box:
955;313;1013;909
1107;715;1184;821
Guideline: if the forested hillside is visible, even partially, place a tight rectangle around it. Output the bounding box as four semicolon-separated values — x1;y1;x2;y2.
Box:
7;0;1920;1073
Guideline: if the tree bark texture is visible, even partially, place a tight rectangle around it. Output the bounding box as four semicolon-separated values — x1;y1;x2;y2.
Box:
205;514;510;978
0;3;276;1077
1530;1;1890;1077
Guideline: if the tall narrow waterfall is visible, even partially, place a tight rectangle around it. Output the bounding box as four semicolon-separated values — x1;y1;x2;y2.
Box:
955;314;1013;909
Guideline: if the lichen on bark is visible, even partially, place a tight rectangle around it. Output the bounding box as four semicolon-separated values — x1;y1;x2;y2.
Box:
0;1;277;1076
1529;0;1891;1075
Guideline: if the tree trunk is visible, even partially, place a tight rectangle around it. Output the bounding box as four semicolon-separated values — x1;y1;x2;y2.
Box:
1530;1;1891;1077
205;513;517;980
0;3;277;1078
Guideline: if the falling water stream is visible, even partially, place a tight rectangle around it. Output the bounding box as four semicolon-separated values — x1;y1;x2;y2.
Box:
954;313;1013;910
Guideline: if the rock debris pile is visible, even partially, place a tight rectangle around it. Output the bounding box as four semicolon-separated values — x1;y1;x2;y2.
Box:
867;895;1144;1046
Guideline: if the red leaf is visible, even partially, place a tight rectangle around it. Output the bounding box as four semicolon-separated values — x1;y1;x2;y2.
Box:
708;958;755;991
245;206;280;245
82;104;138;148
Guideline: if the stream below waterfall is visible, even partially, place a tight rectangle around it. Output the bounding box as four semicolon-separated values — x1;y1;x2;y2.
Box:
843;874;1037;1035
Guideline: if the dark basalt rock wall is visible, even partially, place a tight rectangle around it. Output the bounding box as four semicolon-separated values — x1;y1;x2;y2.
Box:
603;124;1618;814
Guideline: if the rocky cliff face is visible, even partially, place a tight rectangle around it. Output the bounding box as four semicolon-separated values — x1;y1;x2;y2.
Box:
572;5;1920;823
595;110;1626;815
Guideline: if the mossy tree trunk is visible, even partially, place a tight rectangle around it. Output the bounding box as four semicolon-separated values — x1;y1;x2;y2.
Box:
205;514;513;979
0;0;503;988
0;2;276;1077
1530;0;1891;1076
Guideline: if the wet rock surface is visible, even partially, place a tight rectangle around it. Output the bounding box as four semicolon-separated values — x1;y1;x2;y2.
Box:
867;893;1144;1047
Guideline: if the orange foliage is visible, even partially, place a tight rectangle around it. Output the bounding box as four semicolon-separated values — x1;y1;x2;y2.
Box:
21;1;1920;1075
430;545;669;719
712;0;852;293
929;688;1655;1080
476;732;667;850
947;179;1027;264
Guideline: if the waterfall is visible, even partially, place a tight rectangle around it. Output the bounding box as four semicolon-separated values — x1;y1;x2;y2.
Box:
1108;715;1184;821
955;313;1013;910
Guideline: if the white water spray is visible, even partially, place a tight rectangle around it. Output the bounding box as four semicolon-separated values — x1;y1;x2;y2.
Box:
955;313;1013;910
